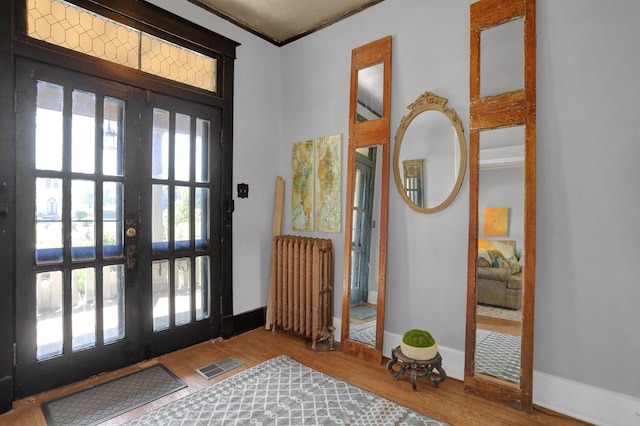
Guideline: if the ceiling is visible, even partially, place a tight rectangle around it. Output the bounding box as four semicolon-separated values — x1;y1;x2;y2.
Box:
188;0;385;46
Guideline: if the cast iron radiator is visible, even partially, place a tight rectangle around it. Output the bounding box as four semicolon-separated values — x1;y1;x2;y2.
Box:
270;235;335;350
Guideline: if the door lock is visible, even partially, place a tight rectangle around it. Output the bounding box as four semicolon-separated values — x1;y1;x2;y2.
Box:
125;216;139;271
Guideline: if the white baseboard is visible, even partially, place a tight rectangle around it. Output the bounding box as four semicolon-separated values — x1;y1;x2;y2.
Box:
333;319;640;426
533;371;640;426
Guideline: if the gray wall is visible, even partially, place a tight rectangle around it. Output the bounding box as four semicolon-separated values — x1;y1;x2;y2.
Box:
536;0;640;397
150;0;640;401
148;0;283;315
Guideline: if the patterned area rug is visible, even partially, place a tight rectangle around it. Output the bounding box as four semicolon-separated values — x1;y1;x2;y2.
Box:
475;329;521;383
42;364;185;426
126;355;449;425
350;320;376;346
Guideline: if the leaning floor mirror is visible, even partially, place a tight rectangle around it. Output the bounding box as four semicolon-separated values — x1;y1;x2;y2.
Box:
465;0;537;412
341;36;391;363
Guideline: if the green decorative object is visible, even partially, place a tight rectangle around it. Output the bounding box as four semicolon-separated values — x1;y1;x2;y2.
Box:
401;329;438;360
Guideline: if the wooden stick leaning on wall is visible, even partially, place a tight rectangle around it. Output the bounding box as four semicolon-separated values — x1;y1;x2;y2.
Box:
265;176;285;329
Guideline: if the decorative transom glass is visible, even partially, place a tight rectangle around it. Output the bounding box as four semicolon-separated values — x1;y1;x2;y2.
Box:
27;0;217;92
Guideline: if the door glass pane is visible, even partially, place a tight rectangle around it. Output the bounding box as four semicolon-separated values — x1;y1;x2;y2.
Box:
103;265;125;344
37;271;63;360
36;81;63;171
103;97;124;176
175;258;191;326
103;182;123;258
175;113;191;182
152;260;170;331
71;180;96;261
36;178;63;264
195;256;209;320
72;267;96;351
195;118;209;183
152;184;169;254
175;186;190;251
195;188;209;250
152;108;169;180
71;90;96;174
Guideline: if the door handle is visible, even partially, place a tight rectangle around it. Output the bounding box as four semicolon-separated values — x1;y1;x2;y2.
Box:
125;216;138;271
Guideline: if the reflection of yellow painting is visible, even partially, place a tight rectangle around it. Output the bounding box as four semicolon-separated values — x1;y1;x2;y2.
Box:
484;207;509;236
315;134;341;232
292;140;314;231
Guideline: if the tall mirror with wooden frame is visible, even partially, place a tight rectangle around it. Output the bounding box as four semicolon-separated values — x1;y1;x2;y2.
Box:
341;36;391;363
464;0;536;412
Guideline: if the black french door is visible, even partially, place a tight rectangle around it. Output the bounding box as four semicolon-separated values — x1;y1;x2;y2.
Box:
14;59;223;397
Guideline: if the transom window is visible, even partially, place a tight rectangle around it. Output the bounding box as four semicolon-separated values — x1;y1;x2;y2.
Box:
27;0;217;91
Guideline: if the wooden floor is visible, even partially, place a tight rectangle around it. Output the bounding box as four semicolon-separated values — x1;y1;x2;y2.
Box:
477;314;522;336
0;327;590;426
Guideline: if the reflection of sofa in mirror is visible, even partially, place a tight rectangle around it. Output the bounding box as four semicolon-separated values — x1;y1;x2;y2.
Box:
477;240;522;310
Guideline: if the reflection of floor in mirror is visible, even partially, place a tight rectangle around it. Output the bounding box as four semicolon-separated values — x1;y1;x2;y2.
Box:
349;303;376;324
477;304;521;321
350;319;376;346
477;315;521;336
475;329;521;384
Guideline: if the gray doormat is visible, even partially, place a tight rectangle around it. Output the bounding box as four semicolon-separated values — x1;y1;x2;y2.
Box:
350;305;377;320
41;364;186;426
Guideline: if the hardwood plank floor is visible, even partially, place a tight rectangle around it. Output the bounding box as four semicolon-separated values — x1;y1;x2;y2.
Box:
477;314;522;336
0;328;590;425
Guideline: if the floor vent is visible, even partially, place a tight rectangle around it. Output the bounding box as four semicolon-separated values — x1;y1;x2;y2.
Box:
196;357;243;380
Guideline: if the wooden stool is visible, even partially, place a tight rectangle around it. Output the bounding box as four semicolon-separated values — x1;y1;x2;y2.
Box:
387;346;447;391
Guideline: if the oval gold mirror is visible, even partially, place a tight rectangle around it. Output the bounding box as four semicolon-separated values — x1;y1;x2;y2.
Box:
393;91;467;213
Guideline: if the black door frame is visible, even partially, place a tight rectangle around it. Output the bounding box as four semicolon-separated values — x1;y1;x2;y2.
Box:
0;0;238;411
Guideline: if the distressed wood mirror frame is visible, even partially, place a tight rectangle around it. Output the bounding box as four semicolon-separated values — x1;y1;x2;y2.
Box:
464;0;536;412
341;35;391;363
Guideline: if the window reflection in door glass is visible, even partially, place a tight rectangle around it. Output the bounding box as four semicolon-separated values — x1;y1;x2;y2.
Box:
152;260;170;331
36;271;63;360
71;90;96;174
175;258;191;326
175;186;190;250
35;178;63;264
103;181;123;258
36;81;63;171
195;256;210;320
152;184;169;253
103;265;125;343
71;180;96;261
195;188;209;250
175;113;191;182
72;267;96;351
152;108;169;180
195;118;209;183
103;97;124;176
